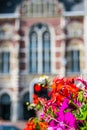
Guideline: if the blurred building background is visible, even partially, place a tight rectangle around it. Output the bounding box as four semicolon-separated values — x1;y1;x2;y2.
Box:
0;0;87;123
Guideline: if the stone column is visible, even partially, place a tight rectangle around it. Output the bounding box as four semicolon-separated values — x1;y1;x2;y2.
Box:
84;0;87;78
84;0;87;12
11;88;19;121
11;99;19;121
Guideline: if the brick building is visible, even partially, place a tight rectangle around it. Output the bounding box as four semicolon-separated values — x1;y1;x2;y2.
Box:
0;0;87;122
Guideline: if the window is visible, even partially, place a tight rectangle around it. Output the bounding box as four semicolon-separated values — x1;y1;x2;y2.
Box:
22;0;57;17
0;94;11;120
37;1;43;15
0;52;10;73
29;32;38;73
48;3;55;16
71;50;80;72
29;24;51;74
66;50;80;72
42;31;51;73
0;30;4;39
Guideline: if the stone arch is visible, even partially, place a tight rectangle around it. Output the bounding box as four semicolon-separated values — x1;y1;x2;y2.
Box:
67;21;83;37
20;88;36;120
25;22;55;74
20;88;29;99
66;39;84;51
0;89;12;99
0;41;14;50
29;78;40;103
29;77;50;102
19;89;29;120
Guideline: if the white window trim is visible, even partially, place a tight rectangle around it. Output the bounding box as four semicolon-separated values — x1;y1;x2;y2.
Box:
23;23;55;75
0;50;10;75
66;40;84;75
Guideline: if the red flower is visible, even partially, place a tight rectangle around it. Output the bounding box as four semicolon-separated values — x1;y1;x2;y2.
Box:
24;120;36;130
33;94;39;104
34;84;41;92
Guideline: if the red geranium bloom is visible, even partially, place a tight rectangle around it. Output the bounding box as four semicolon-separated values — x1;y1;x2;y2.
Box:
34;84;41;92
24;120;36;130
33;94;39;104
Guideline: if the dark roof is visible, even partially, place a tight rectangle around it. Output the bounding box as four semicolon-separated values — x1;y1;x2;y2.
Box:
0;0;22;13
58;0;83;11
0;0;83;14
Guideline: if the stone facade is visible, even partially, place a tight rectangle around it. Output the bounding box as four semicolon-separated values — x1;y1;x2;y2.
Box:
0;0;87;121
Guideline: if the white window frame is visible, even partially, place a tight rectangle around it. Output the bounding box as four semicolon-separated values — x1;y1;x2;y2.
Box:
0;51;10;74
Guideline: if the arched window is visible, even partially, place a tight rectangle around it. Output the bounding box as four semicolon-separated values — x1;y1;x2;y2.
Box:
23;92;36;120
28;23;51;74
42;31;51;73
29;31;38;73
0;93;11;120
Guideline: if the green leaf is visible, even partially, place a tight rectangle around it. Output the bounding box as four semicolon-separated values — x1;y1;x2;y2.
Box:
36;123;40;130
80;127;87;130
75;104;87;120
36;103;42;110
78;91;84;103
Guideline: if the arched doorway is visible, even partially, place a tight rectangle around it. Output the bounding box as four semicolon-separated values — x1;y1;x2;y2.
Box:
0;93;11;120
23;92;36;120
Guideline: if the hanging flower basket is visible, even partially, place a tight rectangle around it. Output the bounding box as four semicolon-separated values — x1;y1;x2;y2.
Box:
24;76;87;130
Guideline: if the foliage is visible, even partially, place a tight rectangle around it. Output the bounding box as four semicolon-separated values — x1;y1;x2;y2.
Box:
24;76;87;130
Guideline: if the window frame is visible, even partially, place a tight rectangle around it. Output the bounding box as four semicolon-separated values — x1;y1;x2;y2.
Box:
68;50;80;72
28;24;52;74
29;31;38;73
0;51;10;74
42;31;51;73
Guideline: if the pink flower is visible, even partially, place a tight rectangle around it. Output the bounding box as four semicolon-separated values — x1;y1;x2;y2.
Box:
56;99;77;129
40;113;44;119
